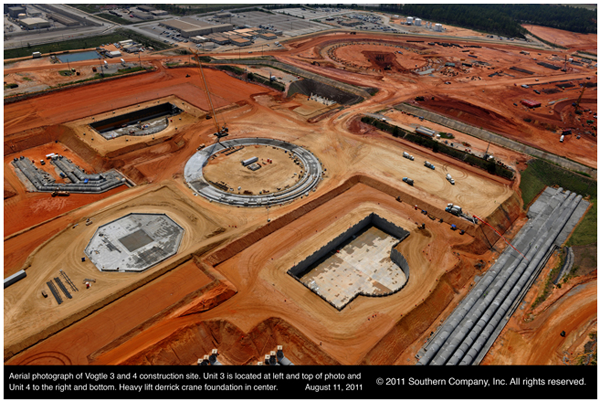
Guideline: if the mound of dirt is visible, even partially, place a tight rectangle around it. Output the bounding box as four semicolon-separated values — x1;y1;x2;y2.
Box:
121;317;339;365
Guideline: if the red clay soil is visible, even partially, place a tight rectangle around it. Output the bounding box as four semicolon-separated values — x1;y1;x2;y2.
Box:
414;94;597;169
482;273;597;365
3;66;268;137
523;24;597;54
4;178;17;199
118;317;339;366
4;187;127;239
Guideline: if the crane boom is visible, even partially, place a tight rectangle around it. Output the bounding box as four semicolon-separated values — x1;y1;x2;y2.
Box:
576;84;586;111
194;52;228;138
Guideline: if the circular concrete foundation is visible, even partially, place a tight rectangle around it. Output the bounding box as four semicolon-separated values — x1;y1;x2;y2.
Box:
184;138;323;207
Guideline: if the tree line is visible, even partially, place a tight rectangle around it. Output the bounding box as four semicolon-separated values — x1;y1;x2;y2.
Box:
310;4;596;38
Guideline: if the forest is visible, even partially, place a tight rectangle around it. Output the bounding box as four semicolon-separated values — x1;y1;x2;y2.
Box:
377;4;597;37
318;4;595;38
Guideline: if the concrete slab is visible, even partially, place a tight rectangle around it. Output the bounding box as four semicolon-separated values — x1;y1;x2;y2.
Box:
300;227;407;309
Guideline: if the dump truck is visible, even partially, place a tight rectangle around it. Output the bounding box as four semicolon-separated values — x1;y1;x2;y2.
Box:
402;177;414;186
424;161;435;170
402;152;414;161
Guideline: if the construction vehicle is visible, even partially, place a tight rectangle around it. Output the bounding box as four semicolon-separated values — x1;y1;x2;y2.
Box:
51;191;70;197
424;161;435;170
402;177;414;186
194;51;228;139
402;151;414;161
446;173;455;185
445;203;462;215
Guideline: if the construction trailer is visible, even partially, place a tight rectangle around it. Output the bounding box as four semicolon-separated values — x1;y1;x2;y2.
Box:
242;156;258;167
4;270;26;289
521;99;541;108
416;126;436;138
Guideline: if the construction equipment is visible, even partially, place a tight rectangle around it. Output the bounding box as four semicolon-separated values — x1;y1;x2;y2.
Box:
51;191;70;197
574;84;586;115
193;51;228;139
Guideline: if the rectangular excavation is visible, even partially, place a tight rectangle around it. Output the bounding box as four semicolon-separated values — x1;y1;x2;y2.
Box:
89;102;183;139
288;213;410;310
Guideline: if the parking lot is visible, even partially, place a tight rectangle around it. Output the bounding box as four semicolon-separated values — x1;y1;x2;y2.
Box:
198;10;331;38
272;7;351;21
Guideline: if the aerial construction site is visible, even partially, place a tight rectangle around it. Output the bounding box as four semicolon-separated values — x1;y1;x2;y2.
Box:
4;4;597;368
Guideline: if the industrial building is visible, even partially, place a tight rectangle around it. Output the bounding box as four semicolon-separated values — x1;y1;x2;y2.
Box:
132;11;154;20
415;18;422;26
19;17;51;29
190;36;208;43
151;9;168;16
229;36;252;47
106;50;122;58
206;34;229;45
7;6;25;18
137;5;156;12
434;23;443;32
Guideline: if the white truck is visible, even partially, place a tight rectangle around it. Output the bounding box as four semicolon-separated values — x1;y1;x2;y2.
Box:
403;151;414;161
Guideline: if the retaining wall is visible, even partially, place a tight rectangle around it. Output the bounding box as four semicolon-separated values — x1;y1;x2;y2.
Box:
208;58;371;98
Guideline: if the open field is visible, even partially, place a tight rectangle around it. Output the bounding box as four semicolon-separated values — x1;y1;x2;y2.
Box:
522;24;597;54
4;21;595;368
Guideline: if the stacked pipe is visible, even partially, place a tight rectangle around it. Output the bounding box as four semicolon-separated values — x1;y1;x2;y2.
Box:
417;187;586;365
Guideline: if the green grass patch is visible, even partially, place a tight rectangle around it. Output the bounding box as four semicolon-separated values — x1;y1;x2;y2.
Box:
54;66;148;88
21;76;33;81
4;83;18;89
97;13;137;25
58;70;73;76
68;4;101;14
5;34;124;59
519;158;597;208
567;197;597;246
215;65;246;75
4;28;170;60
438;132;455;139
